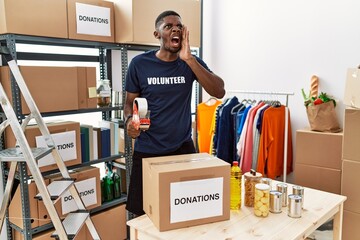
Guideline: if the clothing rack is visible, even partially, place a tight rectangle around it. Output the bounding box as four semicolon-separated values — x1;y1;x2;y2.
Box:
226;90;294;183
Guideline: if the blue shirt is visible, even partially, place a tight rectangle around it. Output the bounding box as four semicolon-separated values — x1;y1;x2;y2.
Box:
125;50;211;154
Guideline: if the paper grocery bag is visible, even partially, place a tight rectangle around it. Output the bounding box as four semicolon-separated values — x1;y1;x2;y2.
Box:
306;101;341;132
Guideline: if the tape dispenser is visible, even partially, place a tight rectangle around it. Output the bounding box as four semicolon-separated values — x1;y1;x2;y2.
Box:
132;97;150;130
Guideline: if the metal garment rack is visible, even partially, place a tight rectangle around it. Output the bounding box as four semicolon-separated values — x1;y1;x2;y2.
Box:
226;90;294;183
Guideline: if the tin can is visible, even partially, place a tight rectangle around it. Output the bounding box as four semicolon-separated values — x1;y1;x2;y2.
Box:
244;170;262;207
269;190;282;213
292;185;304;208
276;183;288;207
261;178;272;189
254;183;270;217
288;194;302;218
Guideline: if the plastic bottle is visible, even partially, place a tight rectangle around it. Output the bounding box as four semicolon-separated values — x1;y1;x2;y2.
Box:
112;171;122;199
230;161;242;210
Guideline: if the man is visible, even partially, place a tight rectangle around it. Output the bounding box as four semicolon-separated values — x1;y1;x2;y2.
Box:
124;10;225;216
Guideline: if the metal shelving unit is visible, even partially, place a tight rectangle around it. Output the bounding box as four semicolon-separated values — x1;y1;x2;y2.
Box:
0;33;128;239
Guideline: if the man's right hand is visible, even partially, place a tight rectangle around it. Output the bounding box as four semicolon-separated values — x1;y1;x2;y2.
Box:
127;119;141;139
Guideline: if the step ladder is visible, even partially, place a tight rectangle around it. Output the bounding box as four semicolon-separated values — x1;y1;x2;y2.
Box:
0;46;100;240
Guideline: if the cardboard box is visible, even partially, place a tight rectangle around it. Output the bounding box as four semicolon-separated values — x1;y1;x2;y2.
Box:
13;226;86;240
37;179;52;227
343;210;360;240
5;121;82;173
344;68;360;108
67;0;115;43
343;108;360;162
85;204;127;240
295;129;343;169
342;160;360;214
41;166;101;219
9;180;39;229
143;153;230;231
294;163;341;194
0;0;68;38
77;67;97;109
109;0;201;47
0;66;98;114
0;66;78;114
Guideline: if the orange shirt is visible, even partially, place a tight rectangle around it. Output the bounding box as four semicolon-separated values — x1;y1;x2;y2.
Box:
256;106;293;179
197;100;222;153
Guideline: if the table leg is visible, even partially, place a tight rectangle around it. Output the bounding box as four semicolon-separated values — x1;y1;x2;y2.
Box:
130;227;138;240
333;203;344;240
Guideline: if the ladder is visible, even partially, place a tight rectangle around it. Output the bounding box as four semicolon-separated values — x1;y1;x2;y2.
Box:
0;46;100;240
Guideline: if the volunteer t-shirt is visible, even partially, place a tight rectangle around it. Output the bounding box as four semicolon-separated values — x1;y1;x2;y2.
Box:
125;50;211;154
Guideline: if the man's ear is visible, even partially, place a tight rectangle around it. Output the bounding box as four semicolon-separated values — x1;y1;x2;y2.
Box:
154;31;160;39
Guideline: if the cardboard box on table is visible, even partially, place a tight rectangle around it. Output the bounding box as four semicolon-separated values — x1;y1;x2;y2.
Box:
109;0;201;47
67;0;115;43
0;0;68;38
5;121;82;174
143;153;230;232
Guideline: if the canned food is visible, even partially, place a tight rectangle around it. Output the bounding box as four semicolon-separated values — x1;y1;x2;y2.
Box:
244;170;262;207
288;194;302;218
254;183;270;217
292;185;304;208
276;183;288;207
269;190;282;213
261;178;272;189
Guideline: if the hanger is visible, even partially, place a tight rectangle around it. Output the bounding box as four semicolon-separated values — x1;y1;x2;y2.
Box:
204;97;218;106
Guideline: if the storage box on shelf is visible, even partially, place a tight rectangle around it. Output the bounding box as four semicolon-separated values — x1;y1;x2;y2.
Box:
0;0;68;38
5;121;82;174
294;128;343;194
0;66;97;114
109;0;201;47
67;0;115;43
142;153;230;231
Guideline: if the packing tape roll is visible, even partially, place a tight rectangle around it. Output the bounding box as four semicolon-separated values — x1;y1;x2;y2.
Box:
134;97;148;118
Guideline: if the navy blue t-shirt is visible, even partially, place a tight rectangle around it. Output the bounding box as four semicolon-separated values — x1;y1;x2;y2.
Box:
125;50;211;154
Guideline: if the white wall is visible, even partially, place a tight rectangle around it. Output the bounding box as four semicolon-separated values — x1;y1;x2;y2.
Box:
202;0;360;151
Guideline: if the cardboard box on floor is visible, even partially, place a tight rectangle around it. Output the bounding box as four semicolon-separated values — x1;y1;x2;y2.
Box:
0;66;97;114
5;121;82;174
67;0;115;43
342;159;360;214
0;0;68;38
143;153;230;231
343;210;360;240
343;108;360;162
108;0;201;47
295;129;343;169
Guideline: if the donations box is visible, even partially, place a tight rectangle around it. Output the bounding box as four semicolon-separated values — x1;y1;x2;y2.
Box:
143;153;230;231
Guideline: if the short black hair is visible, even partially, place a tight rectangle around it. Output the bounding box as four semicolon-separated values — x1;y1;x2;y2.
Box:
155;10;181;29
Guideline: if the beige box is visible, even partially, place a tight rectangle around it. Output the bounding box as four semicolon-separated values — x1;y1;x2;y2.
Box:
109;0;201;47
295;129;343;169
13;226;86;240
85;204;127;240
42;166;101;219
143;153;230;231
344;68;360;108
342;159;360;214
343;210;360;240
37;179;51;227
0;0;68;38
77;67;97;109
67;0;115;43
9;180;38;229
343;108;360;162
294;163;341;194
5;121;82;174
0;66;80;114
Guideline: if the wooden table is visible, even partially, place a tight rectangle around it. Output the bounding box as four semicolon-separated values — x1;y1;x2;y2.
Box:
127;182;347;240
